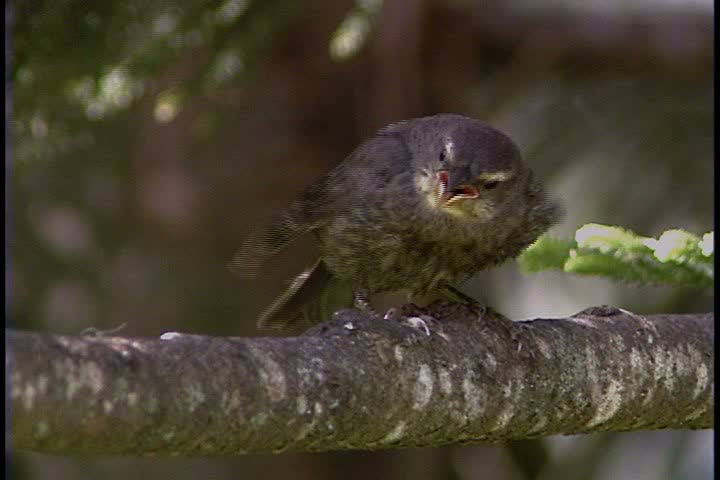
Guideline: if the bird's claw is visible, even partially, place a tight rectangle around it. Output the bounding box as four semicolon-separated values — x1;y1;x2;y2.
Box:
404;316;430;336
465;300;487;318
400;303;431;318
383;307;401;321
383;304;434;336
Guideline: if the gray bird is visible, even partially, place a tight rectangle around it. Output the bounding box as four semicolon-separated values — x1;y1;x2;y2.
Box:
231;113;563;331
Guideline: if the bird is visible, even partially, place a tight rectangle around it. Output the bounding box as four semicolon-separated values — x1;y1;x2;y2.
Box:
230;113;563;331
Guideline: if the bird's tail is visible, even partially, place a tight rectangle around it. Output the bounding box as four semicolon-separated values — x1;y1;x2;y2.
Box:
257;259;352;332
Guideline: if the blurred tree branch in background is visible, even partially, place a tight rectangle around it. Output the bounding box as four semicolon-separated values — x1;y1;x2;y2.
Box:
9;304;712;456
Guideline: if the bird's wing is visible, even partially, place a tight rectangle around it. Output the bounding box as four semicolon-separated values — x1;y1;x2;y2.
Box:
256;258;352;331
229;130;410;279
232;128;412;331
228;174;332;279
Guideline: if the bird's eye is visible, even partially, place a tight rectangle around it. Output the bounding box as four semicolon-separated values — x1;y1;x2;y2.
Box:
483;181;499;190
439;151;446;162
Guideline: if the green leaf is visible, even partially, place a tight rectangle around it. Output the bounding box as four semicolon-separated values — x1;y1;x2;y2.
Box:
519;224;713;289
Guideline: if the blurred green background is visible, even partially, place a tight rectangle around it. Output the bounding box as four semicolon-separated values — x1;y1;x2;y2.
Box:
9;0;712;479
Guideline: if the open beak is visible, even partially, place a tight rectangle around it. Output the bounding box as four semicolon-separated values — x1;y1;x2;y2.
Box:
436;171;479;207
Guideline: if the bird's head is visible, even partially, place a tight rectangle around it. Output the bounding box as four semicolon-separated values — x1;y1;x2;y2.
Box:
411;115;527;222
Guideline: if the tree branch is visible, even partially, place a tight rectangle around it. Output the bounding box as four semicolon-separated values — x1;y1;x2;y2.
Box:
8;302;713;456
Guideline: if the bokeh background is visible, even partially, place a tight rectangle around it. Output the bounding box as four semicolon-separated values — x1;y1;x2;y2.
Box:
9;0;713;479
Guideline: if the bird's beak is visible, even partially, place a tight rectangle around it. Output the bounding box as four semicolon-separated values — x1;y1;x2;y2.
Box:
435;171;479;207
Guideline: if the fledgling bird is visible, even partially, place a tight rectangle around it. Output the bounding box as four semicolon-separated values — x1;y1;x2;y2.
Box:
231;114;563;330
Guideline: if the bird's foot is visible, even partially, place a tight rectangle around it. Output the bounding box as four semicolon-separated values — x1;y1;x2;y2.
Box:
404;316;430;336
462;298;487;317
437;284;487;318
80;323;127;337
383;303;435;336
353;288;378;317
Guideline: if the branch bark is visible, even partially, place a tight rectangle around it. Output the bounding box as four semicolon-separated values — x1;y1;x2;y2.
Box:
7;302;713;456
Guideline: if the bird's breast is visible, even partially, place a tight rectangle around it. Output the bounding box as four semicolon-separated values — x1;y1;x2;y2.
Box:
316;204;518;295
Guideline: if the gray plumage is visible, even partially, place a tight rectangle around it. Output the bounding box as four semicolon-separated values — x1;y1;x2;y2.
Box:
231;114;563;330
